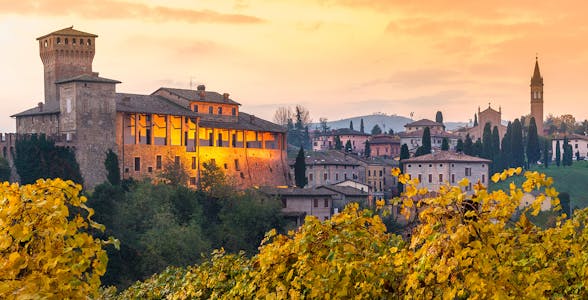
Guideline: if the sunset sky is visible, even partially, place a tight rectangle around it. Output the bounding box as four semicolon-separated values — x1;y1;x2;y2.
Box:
1;0;588;132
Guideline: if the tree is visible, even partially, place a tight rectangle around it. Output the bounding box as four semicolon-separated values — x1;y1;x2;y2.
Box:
421;127;431;155
104;149;121;185
464;134;474;156
294;105;311;130
555;140;561;167
0;157;10;182
456;139;464;153
473;113;478;127
435;111;443;125
441;138;449;151
14;134;83;185
334;136;343;150
364;141;371;158
562;137;572;166
158;157;190;187
371;124;382;135
360;118;365;133
543;139;550;168
0;179;117;298
473;138;483;157
344;140;352;153
294;147;307;188
398;144;410;193
526;117;541;166
349;120;354;130
491;126;501;173
199;160;231;198
482;122;493;160
318;118;330;134
273;107;292;126
501;122;513;168
511;119;525;168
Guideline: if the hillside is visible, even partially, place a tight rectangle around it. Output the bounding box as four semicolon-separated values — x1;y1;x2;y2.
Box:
310;113;467;133
490;161;588;209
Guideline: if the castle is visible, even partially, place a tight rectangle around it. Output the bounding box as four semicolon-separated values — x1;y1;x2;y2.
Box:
7;27;290;188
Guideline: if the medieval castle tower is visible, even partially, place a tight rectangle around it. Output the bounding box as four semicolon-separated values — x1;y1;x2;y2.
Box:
530;57;544;135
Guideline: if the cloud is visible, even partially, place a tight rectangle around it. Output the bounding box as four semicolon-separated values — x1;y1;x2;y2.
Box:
0;0;264;24
296;21;323;32
357;69;471;89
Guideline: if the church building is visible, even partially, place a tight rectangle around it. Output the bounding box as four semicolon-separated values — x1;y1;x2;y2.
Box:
10;27;289;188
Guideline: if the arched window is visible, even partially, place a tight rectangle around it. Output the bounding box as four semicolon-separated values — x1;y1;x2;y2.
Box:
44;40;48;47
87;39;91;46
56;37;61;44
72;38;76;45
65;38;68;44
80;38;83;45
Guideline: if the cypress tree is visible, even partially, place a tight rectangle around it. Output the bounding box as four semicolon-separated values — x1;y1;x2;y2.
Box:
350;120;354;130
360;119;365;133
364;141;371;158
398;144;410;193
474;138;483;157
474;113;478;127
436;111;443;124
345;140;352;153
464;134;474;156
555;140;561;167
456;139;464;153
334;136;343;150
492;126;501;173
482;122;493;159
563;137;572;166
511;119;525;168
441;138;449;151
501;122;512;168
104;149;121;185
421;127;432;155
371;124;382;135
543;139;550;168
294;147;307;188
526;117;541;166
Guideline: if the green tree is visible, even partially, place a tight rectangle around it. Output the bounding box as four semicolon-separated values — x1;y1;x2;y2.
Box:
104;149;120;185
159;157;189;187
294;147;307;188
360;118;365;133
14;134;83;185
502;122;513;168
349;120;354;130
464;134;474;156
491;126;501;173
526;117;541;166
473;138;483;157
344;140;352;152
441;137;449;151
563;137;572;166
543;139;550;168
456;139;464;153
398;144;410;193
371;124;382;135
0;157;10;182
511;119;525;168
364;141;371;158
334;135;343;150
555;139;561;167
435;111;443;125
482;122;493;160
421;127;431;155
474;113;478;127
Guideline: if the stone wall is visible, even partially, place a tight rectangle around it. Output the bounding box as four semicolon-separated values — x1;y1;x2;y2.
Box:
403;161;489;194
15;114;59;135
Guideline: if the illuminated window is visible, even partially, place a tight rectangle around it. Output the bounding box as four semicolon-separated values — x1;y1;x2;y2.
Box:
218;107;222;115
192;105;198;112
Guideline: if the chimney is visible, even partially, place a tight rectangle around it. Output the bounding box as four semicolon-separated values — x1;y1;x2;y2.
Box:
223;93;230;101
197;84;205;91
37;102;43;112
199;91;205;101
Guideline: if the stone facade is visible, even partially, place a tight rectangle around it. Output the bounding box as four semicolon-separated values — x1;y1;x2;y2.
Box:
311;128;370;155
530;58;544;135
369;134;400;158
11;27;289;189
259;187;334;226
399;129;459;153
404;119;444;133
462;105;507;143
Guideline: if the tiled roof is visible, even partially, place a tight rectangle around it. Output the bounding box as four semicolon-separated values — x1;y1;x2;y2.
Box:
332;128;370;136
258;186;335;197
405;119;443;128
317;185;368;196
116;93;199;117
37;26;98;40
401;151;491;163
55;74;121;85
398;129;459;138
155;87;241;106
199;112;287;133
291;150;362;166
369;134;400;144
11;103;60;117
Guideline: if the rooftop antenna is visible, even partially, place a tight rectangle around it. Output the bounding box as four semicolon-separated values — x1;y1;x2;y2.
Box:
410;112;414;120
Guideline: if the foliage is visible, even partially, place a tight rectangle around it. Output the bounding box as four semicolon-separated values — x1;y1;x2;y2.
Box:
0;157;10;182
294;147;307;188
501;121;513;168
0;179;117;298
421;127;431;155
349;120;354;130
104;149;121;185
482;122;493;160
543;139;550;168
456;138;464;153
334;135;342;150
473;112;478;127
371;124;382;135
555;139;561;167
199;160;231;198
563;137;573;166
441;137;449;151
527;117;541;165
273;106;292;126
464;134;473;156
398;144;410;193
435;110;443;124
360;118;365;133
473;138;482;157
511;118;525;167
344;140;352;153
364;141;371;158
117;167;588;299
318;117;330;134
14;134;83;185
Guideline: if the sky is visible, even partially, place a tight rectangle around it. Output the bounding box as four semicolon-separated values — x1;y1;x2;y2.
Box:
1;0;588;132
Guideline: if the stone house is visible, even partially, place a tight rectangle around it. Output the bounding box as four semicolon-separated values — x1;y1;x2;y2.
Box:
369;134;400;158
401;151;491;194
259;186;334;226
311;128;370;155
404;119;444;133
552;134;588;160
398;129;459;153
293;150;365;187
316;185;368;212
10;27;289;188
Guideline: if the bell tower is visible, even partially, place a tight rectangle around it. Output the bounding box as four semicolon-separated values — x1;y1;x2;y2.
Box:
37;26;97;106
530;56;544;135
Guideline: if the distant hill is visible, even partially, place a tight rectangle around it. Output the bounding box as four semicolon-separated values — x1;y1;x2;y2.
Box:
310;114;467;133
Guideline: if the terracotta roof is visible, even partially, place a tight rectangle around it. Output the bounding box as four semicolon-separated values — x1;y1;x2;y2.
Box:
55;74;121;85
199;112;287;133
258;186;335;197
405;119;442;128
116;93;199;117
332;128;370;136
37;26;98;40
398;129;459;138
11;103;60;117
369;134;400;144
291;150;362;166
401;151;491;163
154;87;240;106
317;185;368;197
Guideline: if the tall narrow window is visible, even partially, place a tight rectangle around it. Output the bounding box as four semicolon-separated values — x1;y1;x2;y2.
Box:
134;157;140;171
428;174;432;183
439;174;443;183
234;159;240;171
232;107;236;116
209;106;213;114
156;155;162;170
314;199;318;208
218;107;222;115
192;157;197;170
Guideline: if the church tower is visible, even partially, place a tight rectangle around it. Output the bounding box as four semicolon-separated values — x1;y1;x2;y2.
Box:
37;26;97;106
530;57;544;135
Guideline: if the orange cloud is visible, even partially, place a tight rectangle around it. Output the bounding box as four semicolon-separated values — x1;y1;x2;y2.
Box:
0;0;264;24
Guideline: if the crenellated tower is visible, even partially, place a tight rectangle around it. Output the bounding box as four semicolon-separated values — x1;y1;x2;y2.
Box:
37;26;97;106
530;57;544;135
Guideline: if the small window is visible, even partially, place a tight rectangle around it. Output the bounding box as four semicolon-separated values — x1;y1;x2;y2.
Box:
72;38;76;45
223;163;228;170
44;40;48;47
232;107;237;116
418;174;422;182
282;198;287;208
156;155;162;170
190;177;197;186
87;39;91;46
56;37;61;44
309;174;313;181
324;199;329;208
428;174;432;183
134;157;140;171
64;38;68;45
234;159;240;171
323;173;327;180
125;168;129;173
218;107;222;115
148;167;153;173
192;105;198;112
209;106;213;114
79;38;83;45
314;199;318;208
439;174;443;183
